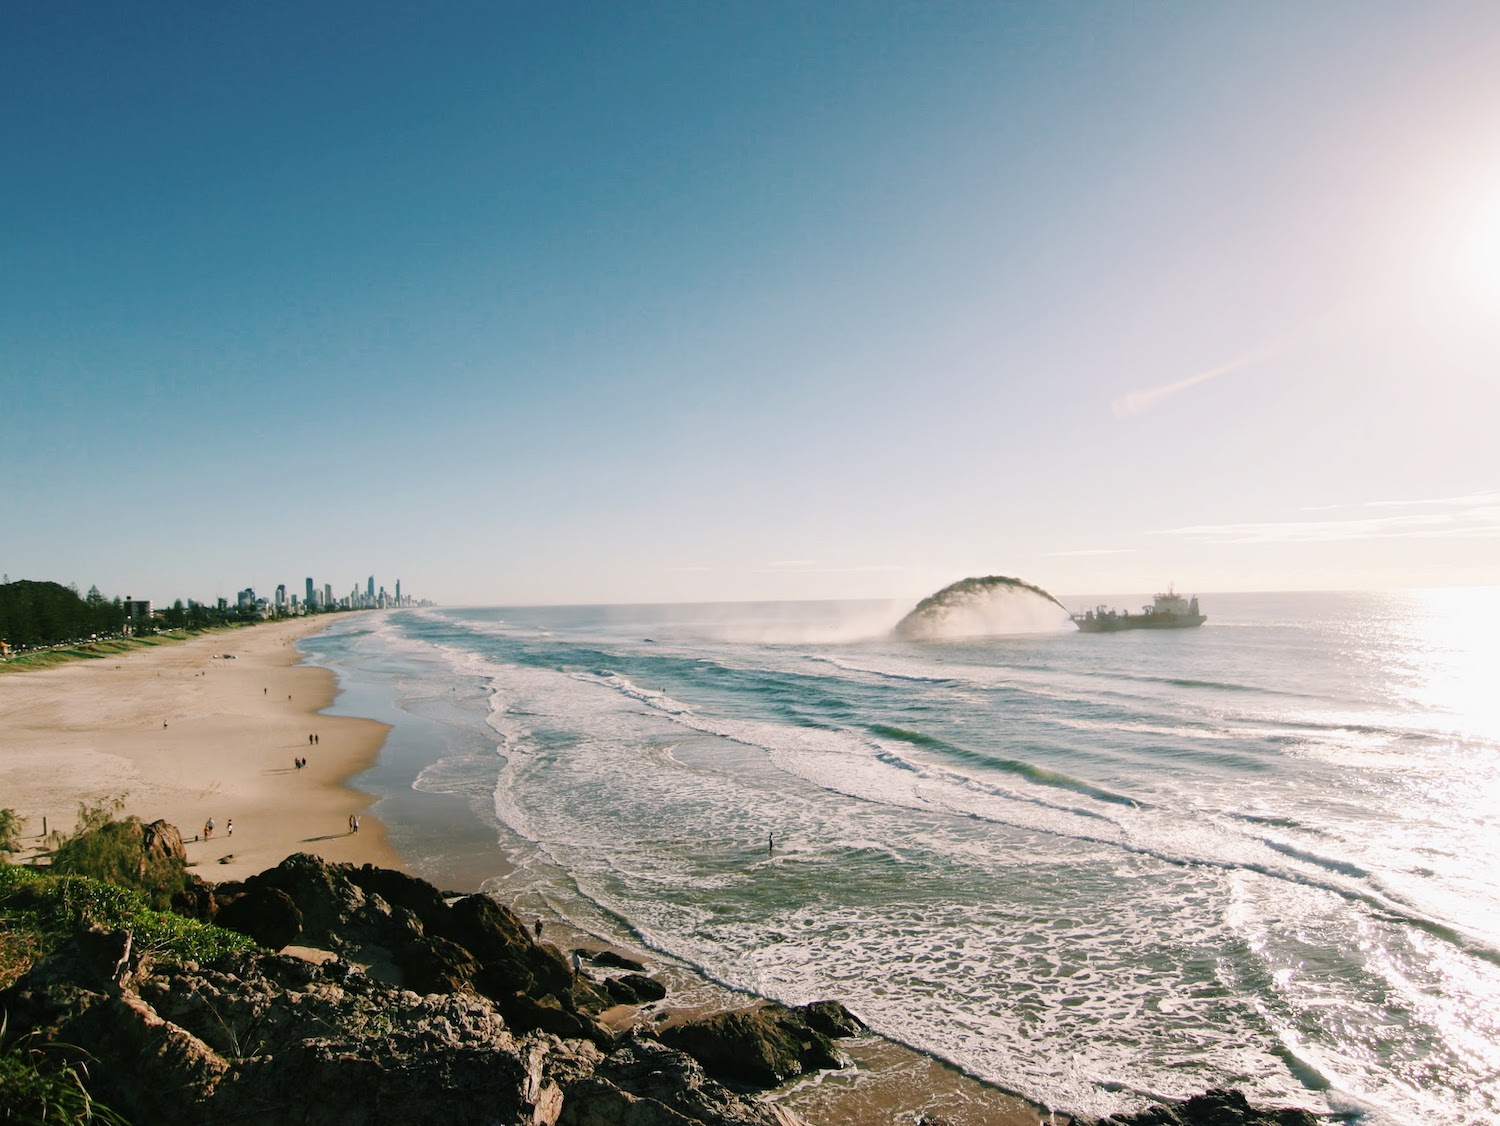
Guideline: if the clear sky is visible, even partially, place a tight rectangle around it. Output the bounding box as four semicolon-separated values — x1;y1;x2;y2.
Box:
4;2;1498;607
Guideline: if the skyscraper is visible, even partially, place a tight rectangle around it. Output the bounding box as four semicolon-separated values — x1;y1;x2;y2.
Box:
395;579;401;605
367;576;375;601
306;578;315;607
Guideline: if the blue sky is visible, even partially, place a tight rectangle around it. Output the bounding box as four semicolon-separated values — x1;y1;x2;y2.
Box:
4;3;1498;606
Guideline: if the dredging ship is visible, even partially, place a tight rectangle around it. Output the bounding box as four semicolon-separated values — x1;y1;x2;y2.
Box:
1072;587;1206;633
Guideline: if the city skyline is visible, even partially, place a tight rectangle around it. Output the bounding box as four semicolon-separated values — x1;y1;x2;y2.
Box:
3;5;1496;605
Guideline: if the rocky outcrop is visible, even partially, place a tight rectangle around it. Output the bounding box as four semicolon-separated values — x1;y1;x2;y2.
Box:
211;852;612;1043
1;928;802;1125
658;1001;865;1089
559;1038;799;1126
1089;1088;1319;1126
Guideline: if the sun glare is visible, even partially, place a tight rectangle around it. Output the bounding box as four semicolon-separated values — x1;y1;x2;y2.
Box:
1461;189;1500;304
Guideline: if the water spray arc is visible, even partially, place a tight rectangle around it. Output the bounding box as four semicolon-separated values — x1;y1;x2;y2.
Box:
893;575;1073;641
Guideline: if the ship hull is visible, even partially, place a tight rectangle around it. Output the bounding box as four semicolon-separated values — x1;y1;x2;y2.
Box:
1074;613;1206;633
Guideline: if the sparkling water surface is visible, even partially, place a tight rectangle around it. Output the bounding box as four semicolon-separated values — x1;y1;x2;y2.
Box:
301;590;1500;1124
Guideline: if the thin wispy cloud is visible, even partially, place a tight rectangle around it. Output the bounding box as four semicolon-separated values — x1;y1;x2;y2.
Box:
1044;548;1137;557
1154;495;1500;545
1112;345;1279;418
756;562;904;574
1300;492;1500;512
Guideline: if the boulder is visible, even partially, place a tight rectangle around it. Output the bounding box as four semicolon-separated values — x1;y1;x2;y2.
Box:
795;999;865;1039
440;892;611;1018
141;819;186;869
400;934;481;995
657;1002;849;1089
214;885;303;950
591;949;648;972
604;973;669;1006
1093;1088;1319;1126
349;862;452;921
241;852;377;948
559;1037;801;1126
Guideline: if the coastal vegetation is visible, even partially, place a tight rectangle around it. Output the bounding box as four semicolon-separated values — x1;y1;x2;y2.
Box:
0;578;252;654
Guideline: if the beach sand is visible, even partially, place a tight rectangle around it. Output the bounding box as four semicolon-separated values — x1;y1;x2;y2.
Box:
0;616;401;881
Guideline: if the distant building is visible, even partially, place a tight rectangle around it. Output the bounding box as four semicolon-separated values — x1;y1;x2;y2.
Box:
306;577;315;607
324;582;333;608
367;575;375;600
275;584;287;608
124;597;152;620
396;579;401;605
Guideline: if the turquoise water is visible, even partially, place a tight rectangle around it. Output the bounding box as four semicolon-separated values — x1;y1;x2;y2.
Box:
301;590;1500;1123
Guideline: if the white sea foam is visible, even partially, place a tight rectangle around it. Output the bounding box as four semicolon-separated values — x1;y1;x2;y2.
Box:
327;597;1500;1124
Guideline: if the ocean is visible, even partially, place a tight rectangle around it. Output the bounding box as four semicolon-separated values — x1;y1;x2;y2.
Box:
299;589;1500;1124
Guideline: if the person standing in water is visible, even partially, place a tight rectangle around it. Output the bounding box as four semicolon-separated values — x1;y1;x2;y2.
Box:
768;832;774;856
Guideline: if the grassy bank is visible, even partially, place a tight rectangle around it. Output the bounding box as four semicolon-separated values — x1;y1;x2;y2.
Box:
0;624;257;675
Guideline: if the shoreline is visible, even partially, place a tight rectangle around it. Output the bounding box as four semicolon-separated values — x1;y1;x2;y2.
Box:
0;613;1058;1125
0;614;402;882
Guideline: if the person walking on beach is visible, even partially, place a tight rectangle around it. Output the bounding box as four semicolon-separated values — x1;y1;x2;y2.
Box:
204;817;214;839
226;819;233;837
348;814;356;834
571;950;583;976
534;918;543;939
309;733;314;746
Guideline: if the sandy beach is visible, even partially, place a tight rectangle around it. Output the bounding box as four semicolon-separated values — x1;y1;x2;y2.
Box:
0;616;401;881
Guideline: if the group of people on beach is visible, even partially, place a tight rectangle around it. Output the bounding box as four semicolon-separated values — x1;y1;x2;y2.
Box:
348;813;360;834
294;756;309;769
202;817;232;839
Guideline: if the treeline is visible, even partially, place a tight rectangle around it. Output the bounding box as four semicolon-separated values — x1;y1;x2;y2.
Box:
0;580;255;650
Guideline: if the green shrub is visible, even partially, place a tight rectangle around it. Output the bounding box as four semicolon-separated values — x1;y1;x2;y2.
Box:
0;1017;128;1125
46;800;189;911
0;808;21;860
0;866;255;964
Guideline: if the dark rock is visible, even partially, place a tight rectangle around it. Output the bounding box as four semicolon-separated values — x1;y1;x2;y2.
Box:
441;892;611;1019
794;1000;865;1039
603;973;669;1006
243;852;376;948
349;862;452;921
1094;1088;1320;1126
591;949;648;972
0;939;804;1126
399;934;480;995
214;885;303;950
493;988;611;1046
560;1037;798;1126
657;1003;844;1090
170;871;218;920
